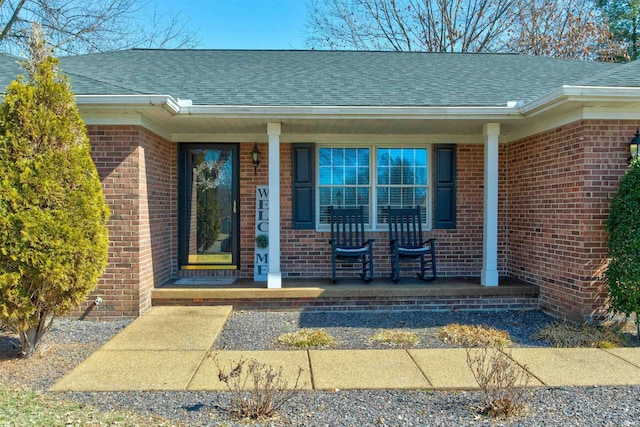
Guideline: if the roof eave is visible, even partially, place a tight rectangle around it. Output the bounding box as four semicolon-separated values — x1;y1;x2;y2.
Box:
520;85;640;116
75;95;522;119
75;85;640;121
180;104;523;120
75;94;181;115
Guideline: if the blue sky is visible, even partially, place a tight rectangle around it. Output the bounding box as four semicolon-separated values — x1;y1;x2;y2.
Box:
154;0;309;49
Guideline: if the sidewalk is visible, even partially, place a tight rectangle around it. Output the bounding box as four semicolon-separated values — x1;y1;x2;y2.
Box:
50;306;640;392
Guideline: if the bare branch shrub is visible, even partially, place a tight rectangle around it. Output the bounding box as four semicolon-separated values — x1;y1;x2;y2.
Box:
466;346;532;418
211;353;304;420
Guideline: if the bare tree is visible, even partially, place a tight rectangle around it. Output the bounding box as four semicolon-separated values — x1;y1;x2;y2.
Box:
0;0;200;55
306;0;626;61
306;0;517;52
508;0;626;61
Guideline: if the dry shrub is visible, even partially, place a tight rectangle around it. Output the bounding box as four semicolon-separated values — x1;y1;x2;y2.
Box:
438;323;512;347
371;330;419;347
531;322;629;348
211;353;304;420
466;346;532;419
276;328;335;348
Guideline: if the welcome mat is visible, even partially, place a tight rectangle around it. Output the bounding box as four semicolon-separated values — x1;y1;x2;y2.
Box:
174;277;237;286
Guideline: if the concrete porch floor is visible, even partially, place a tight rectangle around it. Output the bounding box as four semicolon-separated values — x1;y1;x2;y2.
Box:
151;277;539;311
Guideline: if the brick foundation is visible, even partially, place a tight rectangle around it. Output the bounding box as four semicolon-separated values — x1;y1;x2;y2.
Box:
153;296;539;312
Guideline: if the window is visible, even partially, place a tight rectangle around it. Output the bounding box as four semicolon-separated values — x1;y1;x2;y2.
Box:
317;145;429;229
376;148;428;225
318;147;370;225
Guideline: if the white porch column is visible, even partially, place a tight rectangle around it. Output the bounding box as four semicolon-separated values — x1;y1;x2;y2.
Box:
267;123;282;288
481;123;500;286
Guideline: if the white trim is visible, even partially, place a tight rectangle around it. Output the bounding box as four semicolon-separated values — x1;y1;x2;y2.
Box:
76;94;181;114
582;106;640;120
173;133;269;143
180;105;522;120
481;123;500;286
81;112;144;125
520;86;640;117
267;123;282;289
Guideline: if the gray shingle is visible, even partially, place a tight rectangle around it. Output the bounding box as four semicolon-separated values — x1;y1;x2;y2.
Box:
3;49;636;107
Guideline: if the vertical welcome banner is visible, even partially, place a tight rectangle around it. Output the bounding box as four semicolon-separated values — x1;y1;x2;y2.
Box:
254;186;269;281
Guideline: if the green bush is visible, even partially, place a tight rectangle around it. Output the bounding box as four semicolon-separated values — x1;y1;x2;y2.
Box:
605;157;640;339
0;27;109;357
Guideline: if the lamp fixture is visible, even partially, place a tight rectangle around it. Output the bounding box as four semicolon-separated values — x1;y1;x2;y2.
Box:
251;143;260;175
629;129;640;165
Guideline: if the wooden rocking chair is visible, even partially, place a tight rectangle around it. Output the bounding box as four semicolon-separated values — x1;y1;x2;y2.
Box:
388;206;437;283
329;206;375;283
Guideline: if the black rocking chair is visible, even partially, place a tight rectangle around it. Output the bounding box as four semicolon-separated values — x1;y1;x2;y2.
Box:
329;206;375;283
388;206;437;282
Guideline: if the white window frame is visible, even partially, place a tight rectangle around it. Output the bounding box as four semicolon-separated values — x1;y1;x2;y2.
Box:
316;143;431;231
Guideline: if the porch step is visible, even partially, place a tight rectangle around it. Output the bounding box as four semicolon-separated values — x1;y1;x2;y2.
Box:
152;277;539;312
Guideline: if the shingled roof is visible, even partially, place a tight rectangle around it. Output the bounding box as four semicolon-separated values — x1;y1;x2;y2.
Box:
2;49;639;107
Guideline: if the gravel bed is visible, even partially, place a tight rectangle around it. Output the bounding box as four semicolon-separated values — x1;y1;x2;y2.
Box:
3;312;640;426
60;386;640;427
0;318;132;390
215;310;559;350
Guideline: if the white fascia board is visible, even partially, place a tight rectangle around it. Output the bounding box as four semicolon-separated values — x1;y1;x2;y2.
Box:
179;105;522;120
74;95;524;120
521;85;640;116
75;94;181;115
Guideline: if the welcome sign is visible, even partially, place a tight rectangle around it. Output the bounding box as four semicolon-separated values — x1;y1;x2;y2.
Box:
254;186;269;281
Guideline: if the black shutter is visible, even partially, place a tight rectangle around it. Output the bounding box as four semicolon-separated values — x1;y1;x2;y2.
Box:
292;143;315;229
434;144;456;229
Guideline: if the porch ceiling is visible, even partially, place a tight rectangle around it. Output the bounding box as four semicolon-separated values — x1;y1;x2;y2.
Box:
164;116;499;136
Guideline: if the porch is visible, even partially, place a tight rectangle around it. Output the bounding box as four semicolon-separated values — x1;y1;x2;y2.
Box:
151;276;539;312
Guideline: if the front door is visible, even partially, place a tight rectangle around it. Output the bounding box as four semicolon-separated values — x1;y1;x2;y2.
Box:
178;144;239;269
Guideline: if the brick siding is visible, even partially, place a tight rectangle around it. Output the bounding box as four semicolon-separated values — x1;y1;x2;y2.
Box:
74;121;637;321
505;120;637;321
241;143;505;280
70;126;175;320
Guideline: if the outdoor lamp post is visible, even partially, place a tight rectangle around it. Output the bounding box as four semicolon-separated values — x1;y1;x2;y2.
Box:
629;129;640;164
251;143;261;175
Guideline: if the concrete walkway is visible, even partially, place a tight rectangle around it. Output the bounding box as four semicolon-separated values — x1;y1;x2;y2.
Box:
50;306;640;392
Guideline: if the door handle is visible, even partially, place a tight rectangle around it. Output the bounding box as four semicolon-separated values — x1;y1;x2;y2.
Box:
233;200;237;213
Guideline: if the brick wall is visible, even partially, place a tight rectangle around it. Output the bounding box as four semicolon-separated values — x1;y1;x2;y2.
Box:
505;120;636;321
80;137;504;309
71;125;174;320
137;128;175;313
76;121;635;321
239;143;503;280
